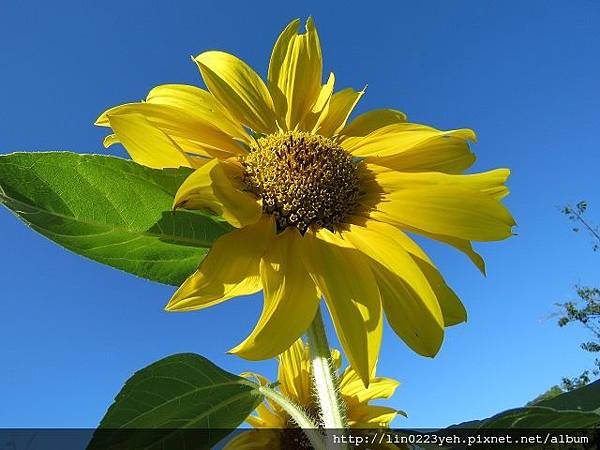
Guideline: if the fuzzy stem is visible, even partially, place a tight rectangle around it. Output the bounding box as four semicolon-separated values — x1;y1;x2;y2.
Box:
307;307;348;437
257;384;326;450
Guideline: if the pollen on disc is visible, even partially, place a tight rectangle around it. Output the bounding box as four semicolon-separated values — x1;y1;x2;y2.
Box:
241;131;361;233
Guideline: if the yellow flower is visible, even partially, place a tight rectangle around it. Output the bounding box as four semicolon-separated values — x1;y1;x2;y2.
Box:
250;340;401;428
96;18;515;385
225;339;404;450
224;340;401;449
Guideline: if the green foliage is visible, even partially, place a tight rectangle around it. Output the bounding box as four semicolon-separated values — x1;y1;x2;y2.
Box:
563;201;600;252
456;380;600;429
0;152;232;285
526;385;565;406
88;353;263;450
557;201;600;390
535;377;600;414
431;381;600;449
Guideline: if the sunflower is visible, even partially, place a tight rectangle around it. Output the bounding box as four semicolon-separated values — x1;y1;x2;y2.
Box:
223;339;402;449
96;18;515;385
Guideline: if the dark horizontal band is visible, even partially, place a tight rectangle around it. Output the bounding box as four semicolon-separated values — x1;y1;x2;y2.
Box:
1;427;598;449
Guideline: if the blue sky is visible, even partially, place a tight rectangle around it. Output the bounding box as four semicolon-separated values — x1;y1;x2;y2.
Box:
1;0;599;429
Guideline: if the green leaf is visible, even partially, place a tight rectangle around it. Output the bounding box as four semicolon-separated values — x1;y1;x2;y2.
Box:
412;381;600;449
449;381;600;442
535;378;600;413
88;353;263;450
0;152;233;285
476;406;600;428
477;379;600;429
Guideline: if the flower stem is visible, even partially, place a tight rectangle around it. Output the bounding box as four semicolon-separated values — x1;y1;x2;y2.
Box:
306;307;348;432
257;384;326;450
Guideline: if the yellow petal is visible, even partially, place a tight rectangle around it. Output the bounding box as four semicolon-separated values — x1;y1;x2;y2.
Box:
343;122;476;159
277;339;312;406
344;217;445;356
343;220;443;329
268;18;323;129
340;108;407;137
331;348;342;371
248;400;286;428
366;133;476;174
299;72;335;132
103;112;194;169
311;73;335;114
230;228;320;360
390;220;485;275
377;224;467;326
173;158;262;228
365;166;510;200
145;84;248;141
240;371;270;386
316;87;365;137
195;51;277;134
430;233;486;274
222;429;281;450
347;404;398;428
339;366;399;405
371;186;515;242
301;229;382;387
416;258;467;326
165;216;275;312
377;266;445;356
97;102;244;158
102;134;119;148
393;224;486;275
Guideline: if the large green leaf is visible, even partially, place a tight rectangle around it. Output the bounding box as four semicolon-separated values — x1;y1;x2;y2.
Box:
535;379;600;413
424;380;600;449
472;379;600;429
0;152;233;285
476;406;599;429
88;353;263;450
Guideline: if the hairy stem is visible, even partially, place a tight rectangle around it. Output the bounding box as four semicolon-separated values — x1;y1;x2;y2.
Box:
306;307;348;433
257;384;326;450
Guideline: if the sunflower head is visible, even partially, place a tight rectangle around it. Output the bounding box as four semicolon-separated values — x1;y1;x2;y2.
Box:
97;17;515;388
242;131;360;233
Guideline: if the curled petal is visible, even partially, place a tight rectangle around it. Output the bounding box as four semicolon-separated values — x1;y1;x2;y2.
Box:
346;404;399;428
339;366;399;405
174;159;262;228
429;233;486;275
97;102;244;158
102;112;193;169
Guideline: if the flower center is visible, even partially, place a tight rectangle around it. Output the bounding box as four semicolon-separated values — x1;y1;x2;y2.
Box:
241;131;360;233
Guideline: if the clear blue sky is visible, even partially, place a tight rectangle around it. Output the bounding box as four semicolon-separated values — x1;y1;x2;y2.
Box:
1;0;599;429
